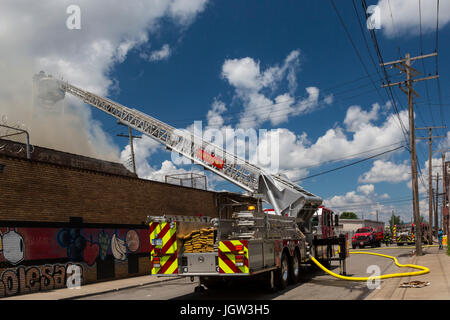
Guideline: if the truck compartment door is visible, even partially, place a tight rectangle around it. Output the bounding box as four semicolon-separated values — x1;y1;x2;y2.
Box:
218;240;249;274
149;221;178;275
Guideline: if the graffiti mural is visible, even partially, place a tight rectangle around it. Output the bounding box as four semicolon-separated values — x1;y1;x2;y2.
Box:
0;227;149;266
0;263;83;297
57;228;87;262
0;229;24;265
0;225;150;297
98;230;110;260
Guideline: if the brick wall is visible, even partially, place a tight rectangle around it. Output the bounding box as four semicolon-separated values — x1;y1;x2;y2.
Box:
0;154;219;224
0;224;151;297
0;149;258;297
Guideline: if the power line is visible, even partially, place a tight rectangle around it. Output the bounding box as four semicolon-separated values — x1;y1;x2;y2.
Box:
166;76;401;128
166;72;402;126
294;145;405;182
435;0;446;138
330;0;385;106
360;0;410;149
418;0;438;144
351;0;383;84
329;194;432;211
294;141;405;171
216;141;404;186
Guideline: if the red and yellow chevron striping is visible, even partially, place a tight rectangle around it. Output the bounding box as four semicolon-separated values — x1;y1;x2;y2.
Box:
149;221;178;275
218;240;249;274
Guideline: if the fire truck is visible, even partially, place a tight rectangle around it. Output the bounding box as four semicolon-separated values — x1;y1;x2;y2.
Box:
34;72;348;291
393;222;431;246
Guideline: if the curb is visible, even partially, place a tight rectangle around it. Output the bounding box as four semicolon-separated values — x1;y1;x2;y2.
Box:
61;276;182;300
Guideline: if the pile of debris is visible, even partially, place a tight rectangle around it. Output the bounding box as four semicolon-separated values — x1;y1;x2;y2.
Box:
399;281;430;288
183;227;215;253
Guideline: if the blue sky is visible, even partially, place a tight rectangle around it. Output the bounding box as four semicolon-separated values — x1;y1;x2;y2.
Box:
108;0;450;223
1;0;449;223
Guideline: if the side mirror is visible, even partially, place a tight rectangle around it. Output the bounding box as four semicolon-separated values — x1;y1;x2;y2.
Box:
334;216;339;227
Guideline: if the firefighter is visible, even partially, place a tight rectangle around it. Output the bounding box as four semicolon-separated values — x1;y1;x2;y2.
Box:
383;232;391;246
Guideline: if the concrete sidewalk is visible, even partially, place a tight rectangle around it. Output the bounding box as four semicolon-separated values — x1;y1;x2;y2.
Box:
1;274;179;300
366;246;450;300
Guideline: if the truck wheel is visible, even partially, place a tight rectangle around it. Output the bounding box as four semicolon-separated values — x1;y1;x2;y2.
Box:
276;252;289;290
289;250;301;284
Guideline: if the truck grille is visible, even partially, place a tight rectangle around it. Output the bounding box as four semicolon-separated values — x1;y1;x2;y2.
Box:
356;236;368;241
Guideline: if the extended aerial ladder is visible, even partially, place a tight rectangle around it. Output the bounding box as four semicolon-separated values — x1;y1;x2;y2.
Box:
33;71;322;223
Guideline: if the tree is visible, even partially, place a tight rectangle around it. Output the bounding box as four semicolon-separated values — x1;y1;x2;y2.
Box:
389;214;404;229
340;212;358;219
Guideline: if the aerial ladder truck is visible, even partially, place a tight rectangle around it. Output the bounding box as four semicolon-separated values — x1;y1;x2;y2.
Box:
34;71;347;291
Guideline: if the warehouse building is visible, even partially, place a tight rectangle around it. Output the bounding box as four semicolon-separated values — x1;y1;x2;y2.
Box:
339;218;385;238
0;138;256;297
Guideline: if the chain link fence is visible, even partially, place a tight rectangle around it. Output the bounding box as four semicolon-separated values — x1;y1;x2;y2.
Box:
165;172;207;190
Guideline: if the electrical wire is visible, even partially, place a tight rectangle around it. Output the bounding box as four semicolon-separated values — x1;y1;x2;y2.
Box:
166;72;402;127
330;0;385;108
418;0;438;147
211;141;407;188
294;145;405;182
360;0;410;149
435;0;447;138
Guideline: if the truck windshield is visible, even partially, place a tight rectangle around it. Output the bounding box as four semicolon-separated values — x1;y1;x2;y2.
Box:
356;228;370;233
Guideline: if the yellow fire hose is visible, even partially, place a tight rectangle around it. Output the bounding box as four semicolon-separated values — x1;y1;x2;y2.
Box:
309;250;430;281
348;244;438;251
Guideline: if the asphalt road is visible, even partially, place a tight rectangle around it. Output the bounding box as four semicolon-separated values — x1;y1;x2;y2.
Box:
78;245;416;300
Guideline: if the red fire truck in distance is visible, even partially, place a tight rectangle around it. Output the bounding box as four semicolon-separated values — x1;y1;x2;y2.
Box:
351;226;383;249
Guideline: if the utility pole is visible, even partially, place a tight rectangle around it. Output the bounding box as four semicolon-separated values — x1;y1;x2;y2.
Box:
435;173;439;231
117;121;141;175
416;126;446;243
435;149;450;233
444;152;449;234
381;52;439;256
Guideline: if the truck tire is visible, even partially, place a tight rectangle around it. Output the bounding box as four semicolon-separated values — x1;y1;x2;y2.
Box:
276;252;289;290
352;244;356;249
289;250;301;284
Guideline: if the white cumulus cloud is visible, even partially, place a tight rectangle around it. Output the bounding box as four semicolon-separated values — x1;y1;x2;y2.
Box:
147;44;172;62
357;184;375;195
359;160;410;183
221;50;324;128
375;0;450;38
0;0;208;161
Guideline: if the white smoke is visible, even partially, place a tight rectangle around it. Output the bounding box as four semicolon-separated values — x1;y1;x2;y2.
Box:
0;1;208;161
